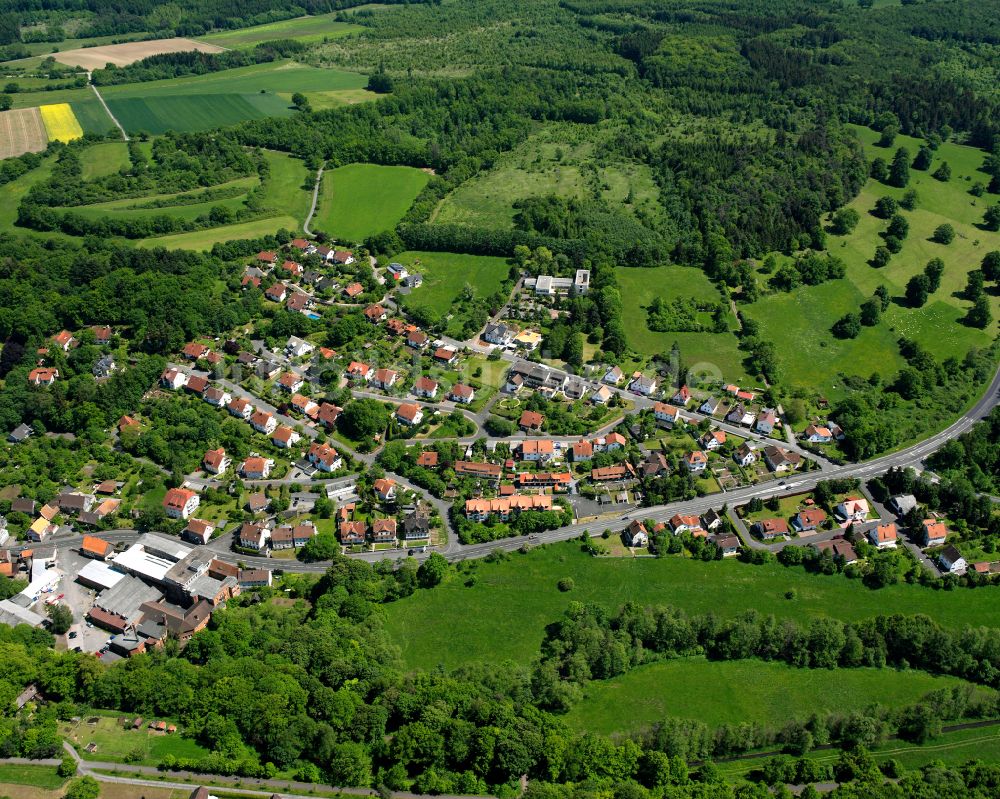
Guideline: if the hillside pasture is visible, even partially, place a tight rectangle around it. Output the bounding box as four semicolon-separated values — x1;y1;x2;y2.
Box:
137;216;300;250
0;107;47;158
99;61;368;134
51;37;224;70
383;541;1000;671
744;127;1000;398
615;265;749;383
564;658;986;734
79;141;131;179
197;14;364;48
313;163;430;242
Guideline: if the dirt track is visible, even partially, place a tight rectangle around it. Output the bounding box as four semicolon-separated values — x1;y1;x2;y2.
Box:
52;37;224;70
0;106;48;158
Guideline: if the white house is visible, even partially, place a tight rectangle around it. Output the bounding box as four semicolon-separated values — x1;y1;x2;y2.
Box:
939;545;967;574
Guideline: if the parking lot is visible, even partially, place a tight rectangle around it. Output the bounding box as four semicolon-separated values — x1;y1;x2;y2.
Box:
57;546;113;655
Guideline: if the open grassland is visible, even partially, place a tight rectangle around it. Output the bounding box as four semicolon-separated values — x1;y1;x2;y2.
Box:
51;37;224;70
8;85;92;110
61;714;210;765
0;158;55;232
394;250;511;334
0;106;47;158
138;215;300;250
433;123;661;228
100;60;367;134
564;658;985;734
744;127;1000;399
39;102;83;141
197;14;365;48
382;541;1000;671
0;765;65;790
314;163;430;242
79;141;131;179
615;265;749;383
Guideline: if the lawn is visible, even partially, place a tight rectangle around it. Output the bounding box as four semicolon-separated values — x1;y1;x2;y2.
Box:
382;540;1000;671
394;250;511;334
563;657;983;734
313;163;430;242
197;14;364;48
615;265;749;383
99;61;368;134
61;714;210;765
0;765;65;790
743;126;1000;399
79;141;130;179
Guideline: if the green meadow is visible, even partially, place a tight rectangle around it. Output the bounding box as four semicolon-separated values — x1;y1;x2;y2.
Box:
615;265;750;383
99;61;368;134
393;250;511;336
197;14;364;48
564;658;985;734
314;163;430;242
744;126;1000;398
78;141;131;180
382;541;1000;672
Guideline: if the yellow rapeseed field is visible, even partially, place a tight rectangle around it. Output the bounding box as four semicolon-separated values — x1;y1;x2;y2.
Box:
39;103;83;142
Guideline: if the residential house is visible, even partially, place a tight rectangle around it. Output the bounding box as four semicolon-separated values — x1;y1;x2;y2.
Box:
625;520;648;548
713;534;740;557
640;451;670;478
454;461;502;481
250;410;277;435
591;385;613;405
504;374;524;395
815;537;858;564
672;386;692;406
265;283;288;303
755;409;778;436
182;342;208;361
255;360;281;380
939;545;967;574
80;536;112;561
571;440;594;462
240;456;273;479
520;439;554;462
282;259;303;277
592;465;633;483
374;478;397;502
163;488;199;520
404;511;431;540
754;518;789;540
725;404;747;425
700;430;726;451
307;441;342;473
372;368;399;390
8;423;33;444
332;250;354;265
763;446;802;473
92;325;113;344
53;330;75;351
93;355;117;378
364;304;387;323
290;394;319;419
339;521;367;545
793;508;827;532
246;493;269;514
407;330;428;349
629;373;657;396
700;397;721;415
285;336;314;358
434;346;458;364
517;471;572;491
57;491;95;515
344;282;364;299
869;523;898;549
371;518;398;544
203;386;231;408
277;372;304;393
685;451;708;473
238;569;272;589
183;519;215;546
396;403;423;426
836;497;870;522
734;443;757;467
464;495;553;521
28;367;59;386
386;262;409;281
891;495;918;516
417;450;438;467
922;519;948;548
228;397;253;420
449;384;475;404
701;509;724;531
403;273;422;288
653;402;683;428
272;426;300;449
184;375;208;395
318;402;342;429
519;410;544;432
238;523;268;553
484;322;514;346
203;448;230;475
412;376;439;399
603;365;624;385
804;424;833;443
257;250;278;266
347;361;374;382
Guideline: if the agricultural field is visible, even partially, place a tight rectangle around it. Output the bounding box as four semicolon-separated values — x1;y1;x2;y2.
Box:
382;541;1000;671
744;126;1000;399
99;60;369;134
615;265;750;383
393;250;511;335
313;163;430;242
0;106;47;158
433;123;661;228
0;31;153;63
196;14;365;48
38;102;82;141
564;658;985;734
51;37;224;70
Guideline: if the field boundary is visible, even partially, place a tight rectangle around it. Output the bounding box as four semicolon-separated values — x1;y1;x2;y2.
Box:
88;74;128;141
